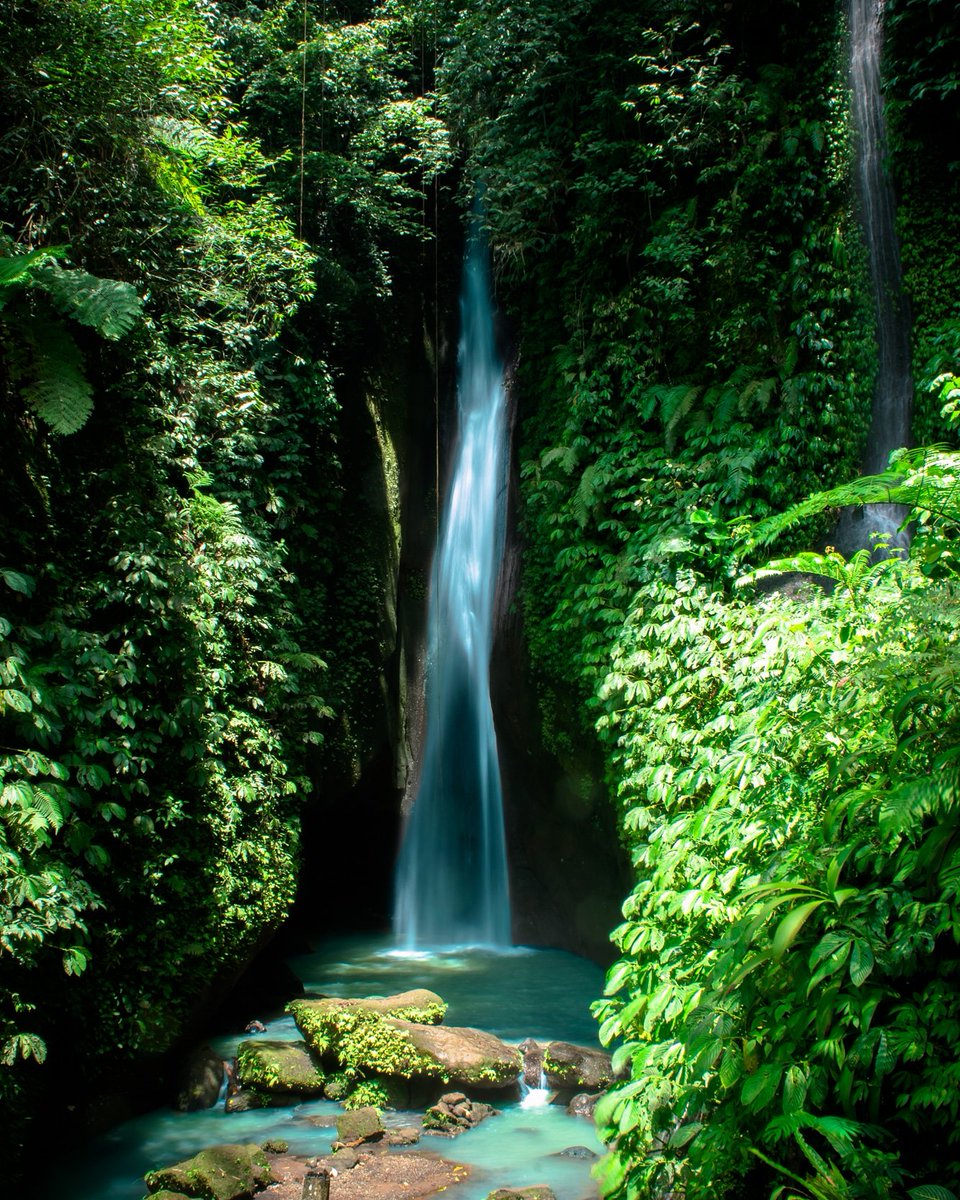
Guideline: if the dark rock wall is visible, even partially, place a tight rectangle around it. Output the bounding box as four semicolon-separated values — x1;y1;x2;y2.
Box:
492;368;629;964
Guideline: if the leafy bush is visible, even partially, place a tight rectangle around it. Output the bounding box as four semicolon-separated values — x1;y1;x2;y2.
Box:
591;388;960;1197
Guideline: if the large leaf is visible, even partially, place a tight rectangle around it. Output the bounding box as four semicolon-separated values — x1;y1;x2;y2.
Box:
772;900;825;960
36;262;142;340
21;322;93;434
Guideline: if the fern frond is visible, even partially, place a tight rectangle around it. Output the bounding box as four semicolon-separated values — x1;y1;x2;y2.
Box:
711;382;739;431
573;461;600;528
654;383;702;450
747;472;907;547
0;244;66;290
22;322;94;434
879;766;960;837
739;376;777;416
145;147;206;213
36;262;142;341
150;115;217;159
541;443;580;474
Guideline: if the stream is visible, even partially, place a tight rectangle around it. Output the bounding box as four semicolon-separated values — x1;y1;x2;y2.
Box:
39;934;607;1200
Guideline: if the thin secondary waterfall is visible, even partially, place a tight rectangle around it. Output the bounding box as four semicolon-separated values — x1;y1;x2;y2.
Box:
393;217;511;949
847;0;912;544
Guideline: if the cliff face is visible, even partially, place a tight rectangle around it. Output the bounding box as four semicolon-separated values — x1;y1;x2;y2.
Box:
492;369;629;963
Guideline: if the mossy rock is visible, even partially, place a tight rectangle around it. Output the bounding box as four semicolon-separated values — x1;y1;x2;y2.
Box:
236;1038;324;1096
149;1193;193;1200
144;1143;275;1200
323;1070;353;1101
389;1020;522;1089
290;1000;518;1090
288;988;447;1040
542;1042;613;1091
290;1006;444;1080
334;1104;383;1144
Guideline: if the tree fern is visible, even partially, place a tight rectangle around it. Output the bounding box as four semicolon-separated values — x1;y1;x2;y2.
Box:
21;323;94;435
36;262;142;341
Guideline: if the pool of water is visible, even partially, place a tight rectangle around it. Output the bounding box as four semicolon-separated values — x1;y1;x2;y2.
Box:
39;935;607;1200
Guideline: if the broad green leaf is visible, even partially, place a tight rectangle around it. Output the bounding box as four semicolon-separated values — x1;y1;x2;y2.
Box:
783;1064;808;1114
0;569;34;595
741;1063;782;1110
1;689;32;713
668;1122;703;1148
849;939;875;987
772;900;824;959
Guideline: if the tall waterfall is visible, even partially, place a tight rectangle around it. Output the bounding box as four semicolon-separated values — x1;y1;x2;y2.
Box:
393;218;511;949
846;0;912;545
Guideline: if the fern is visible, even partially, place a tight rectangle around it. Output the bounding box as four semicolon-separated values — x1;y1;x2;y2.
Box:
36;262;142;341
747;445;960;550
0;245;65;291
21;323;94;435
659;383;702;451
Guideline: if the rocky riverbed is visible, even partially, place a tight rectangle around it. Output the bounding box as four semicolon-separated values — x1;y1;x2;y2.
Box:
146;985;615;1200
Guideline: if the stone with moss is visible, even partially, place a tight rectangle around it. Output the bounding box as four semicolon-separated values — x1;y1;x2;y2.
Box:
144;1144;274;1200
235;1038;324;1096
149;1193;193;1200
290;1000;519;1091
288;988;447;1034
423;1092;497;1134
388;1020;522;1089
291;1006;444;1080
542;1042;613;1091
334;1105;384;1145
322;1070;353;1101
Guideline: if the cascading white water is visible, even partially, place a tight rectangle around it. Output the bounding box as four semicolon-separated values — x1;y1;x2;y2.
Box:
845;0;912;549
392;217;511;949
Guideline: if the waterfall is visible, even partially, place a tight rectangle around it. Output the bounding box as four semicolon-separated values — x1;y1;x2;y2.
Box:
393;216;512;949
845;0;912;548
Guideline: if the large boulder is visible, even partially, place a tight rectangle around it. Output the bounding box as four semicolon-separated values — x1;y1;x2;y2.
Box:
235;1038;325;1097
289;997;519;1091
144;1144;274;1200
292;1006;444;1079
388;1019;522;1089
292;989;446;1028
542;1042;613;1091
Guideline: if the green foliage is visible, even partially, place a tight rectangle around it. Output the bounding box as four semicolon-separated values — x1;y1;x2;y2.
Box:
342;1075;406;1110
590;392;960;1196
0;238;143;433
289;1003;442;1080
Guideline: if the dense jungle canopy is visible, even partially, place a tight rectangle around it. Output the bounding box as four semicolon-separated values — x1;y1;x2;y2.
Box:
1;0;960;1195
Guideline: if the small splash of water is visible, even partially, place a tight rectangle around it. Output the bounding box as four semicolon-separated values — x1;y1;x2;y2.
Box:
519;1069;552;1110
393;211;511;949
